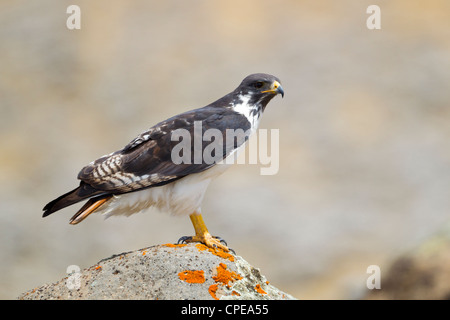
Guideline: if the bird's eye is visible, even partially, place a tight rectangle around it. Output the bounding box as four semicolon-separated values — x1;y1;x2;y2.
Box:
253;81;264;89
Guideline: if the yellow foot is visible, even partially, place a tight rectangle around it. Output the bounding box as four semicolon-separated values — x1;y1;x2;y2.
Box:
180;212;231;252
178;233;229;252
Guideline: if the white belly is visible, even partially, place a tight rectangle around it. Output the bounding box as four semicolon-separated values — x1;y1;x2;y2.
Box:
98;161;233;218
96;109;259;219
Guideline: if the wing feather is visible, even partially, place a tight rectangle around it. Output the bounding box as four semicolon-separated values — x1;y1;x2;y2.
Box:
77;106;251;193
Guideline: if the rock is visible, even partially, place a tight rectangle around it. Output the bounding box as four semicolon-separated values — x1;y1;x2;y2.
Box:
366;231;450;300
18;243;296;300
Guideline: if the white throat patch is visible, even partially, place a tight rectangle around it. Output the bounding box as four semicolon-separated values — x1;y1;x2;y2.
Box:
232;95;262;130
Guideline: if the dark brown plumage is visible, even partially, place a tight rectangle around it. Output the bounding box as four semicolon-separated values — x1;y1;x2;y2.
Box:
42;74;284;230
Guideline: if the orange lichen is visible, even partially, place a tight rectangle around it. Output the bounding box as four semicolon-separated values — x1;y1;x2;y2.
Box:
178;270;205;284
95;265;102;270
231;290;240;296
142;250;147;256
207;263;243;299
212;263;243;288
255;284;267;295
195;243;234;262
208;284;219;300
163;243;187;248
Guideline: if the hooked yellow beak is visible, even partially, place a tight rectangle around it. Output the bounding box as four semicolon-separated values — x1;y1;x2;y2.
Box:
262;80;284;98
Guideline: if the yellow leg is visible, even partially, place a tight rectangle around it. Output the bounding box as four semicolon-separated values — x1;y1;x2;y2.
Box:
186;212;229;252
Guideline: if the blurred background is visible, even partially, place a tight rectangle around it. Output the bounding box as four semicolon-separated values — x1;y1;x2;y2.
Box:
1;0;449;299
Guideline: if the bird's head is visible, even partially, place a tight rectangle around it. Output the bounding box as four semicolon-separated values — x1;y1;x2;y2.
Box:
235;73;284;107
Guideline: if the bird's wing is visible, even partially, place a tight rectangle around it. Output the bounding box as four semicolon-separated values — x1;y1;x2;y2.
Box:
77;106;251;193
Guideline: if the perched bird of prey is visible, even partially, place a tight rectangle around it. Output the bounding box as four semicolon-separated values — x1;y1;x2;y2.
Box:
43;73;284;251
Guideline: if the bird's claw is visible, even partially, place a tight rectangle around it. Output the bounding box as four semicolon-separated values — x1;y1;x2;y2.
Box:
176;234;235;254
177;236;192;245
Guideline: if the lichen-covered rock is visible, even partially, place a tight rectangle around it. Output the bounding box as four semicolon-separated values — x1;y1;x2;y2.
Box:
18;243;295;300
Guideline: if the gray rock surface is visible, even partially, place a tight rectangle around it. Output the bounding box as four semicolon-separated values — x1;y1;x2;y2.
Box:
18;243;295;300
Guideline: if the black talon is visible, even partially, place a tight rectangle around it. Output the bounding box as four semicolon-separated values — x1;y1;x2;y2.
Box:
213;236;236;254
176;235;236;254
213;236;227;246
177;236;192;244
